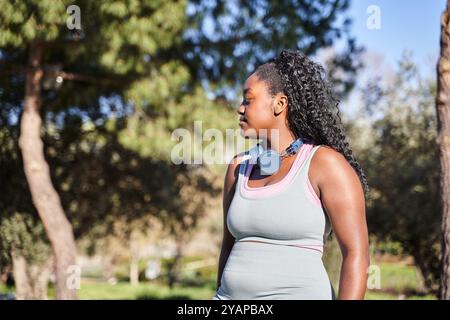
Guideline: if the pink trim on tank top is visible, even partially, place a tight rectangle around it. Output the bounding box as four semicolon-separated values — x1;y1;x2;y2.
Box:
238;240;324;253
241;143;313;199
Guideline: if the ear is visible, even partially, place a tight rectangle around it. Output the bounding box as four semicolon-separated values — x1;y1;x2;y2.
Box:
273;93;288;116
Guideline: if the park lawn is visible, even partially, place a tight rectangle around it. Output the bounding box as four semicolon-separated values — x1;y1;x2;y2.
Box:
0;261;438;300
77;279;436;300
74;281;216;300
377;261;423;292
73;260;439;300
1;281;436;300
364;291;436;300
363;261;437;300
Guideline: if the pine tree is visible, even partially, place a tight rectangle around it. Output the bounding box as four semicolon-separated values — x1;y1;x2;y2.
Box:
0;0;360;298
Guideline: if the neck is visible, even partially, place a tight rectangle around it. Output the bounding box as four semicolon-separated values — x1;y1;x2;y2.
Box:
261;128;298;153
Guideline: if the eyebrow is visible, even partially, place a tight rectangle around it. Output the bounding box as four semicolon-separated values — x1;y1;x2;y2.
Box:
243;88;253;95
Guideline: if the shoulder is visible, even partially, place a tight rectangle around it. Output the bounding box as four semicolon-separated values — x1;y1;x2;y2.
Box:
228;151;248;167
224;152;247;191
309;145;361;189
312;145;349;168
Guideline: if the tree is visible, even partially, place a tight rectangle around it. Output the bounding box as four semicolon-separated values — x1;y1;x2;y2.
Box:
437;0;450;300
0;213;52;299
356;54;441;294
20;39;78;300
0;0;188;299
182;0;362;98
1;0;362;297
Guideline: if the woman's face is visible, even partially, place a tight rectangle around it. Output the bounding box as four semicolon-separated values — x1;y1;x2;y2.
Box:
237;73;280;139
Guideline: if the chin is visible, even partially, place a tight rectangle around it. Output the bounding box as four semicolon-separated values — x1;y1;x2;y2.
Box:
240;127;258;139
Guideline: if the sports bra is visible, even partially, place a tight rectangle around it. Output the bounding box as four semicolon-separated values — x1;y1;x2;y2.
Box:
226;143;332;253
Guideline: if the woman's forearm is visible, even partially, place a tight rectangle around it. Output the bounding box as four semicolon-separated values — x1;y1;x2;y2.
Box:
337;252;370;299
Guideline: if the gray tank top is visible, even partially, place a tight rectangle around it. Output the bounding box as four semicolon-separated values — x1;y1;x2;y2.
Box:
227;143;332;253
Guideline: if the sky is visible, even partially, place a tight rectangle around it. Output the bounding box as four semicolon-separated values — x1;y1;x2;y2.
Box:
347;0;447;75
337;0;448;118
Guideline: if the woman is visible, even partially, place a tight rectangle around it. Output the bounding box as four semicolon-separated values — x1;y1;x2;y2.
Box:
213;49;369;300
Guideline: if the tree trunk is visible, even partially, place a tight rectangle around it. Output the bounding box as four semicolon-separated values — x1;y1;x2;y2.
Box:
168;238;185;289
437;0;450;300
11;251;51;300
102;254;117;284
410;243;440;295
129;255;139;286
129;232;140;286
18;40;78;300
11;251;33;300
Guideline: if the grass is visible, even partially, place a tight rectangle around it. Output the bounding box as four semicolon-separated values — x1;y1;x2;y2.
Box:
364;290;436;300
363;261;436;300
76;281;216;300
377;262;423;292
0;260;438;300
0;283;15;298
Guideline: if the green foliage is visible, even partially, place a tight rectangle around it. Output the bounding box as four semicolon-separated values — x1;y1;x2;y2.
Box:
0;0;362;287
372;239;404;256
353;53;440;293
124;61;191;109
0;213;51;270
0;125;51;271
118;86;240;162
0;0;69;46
184;0;361;97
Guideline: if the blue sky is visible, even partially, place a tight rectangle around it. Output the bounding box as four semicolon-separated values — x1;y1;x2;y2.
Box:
334;0;448;118
347;0;447;73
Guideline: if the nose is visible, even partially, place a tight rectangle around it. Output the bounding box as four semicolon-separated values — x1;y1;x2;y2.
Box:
237;102;245;116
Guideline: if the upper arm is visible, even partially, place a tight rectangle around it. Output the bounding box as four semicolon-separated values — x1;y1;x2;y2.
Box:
310;146;369;257
221;153;245;247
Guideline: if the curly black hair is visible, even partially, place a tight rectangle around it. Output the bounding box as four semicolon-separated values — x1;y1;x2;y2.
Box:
254;49;369;196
